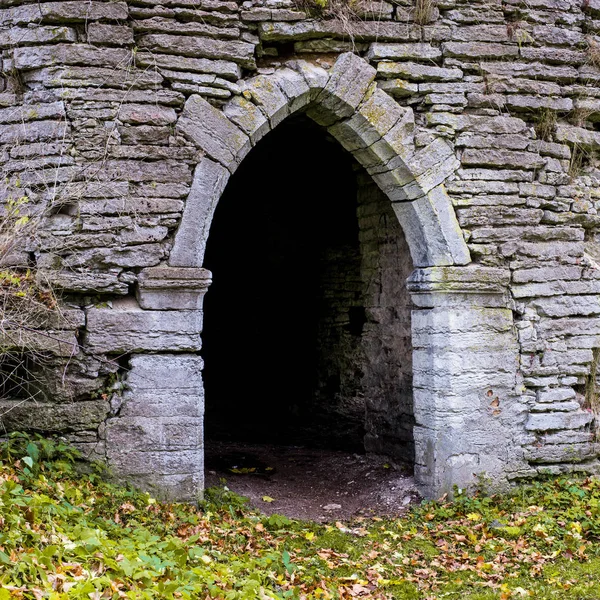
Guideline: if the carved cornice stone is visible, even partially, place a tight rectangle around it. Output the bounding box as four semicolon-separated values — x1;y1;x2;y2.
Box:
137;267;212;311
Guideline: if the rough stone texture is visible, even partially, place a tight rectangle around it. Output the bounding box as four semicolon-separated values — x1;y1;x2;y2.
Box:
104;354;204;502
169;159;230;267
357;176;414;460
1;0;600;501
176;94;251;170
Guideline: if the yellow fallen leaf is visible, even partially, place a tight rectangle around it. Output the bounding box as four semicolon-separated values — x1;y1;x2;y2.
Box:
262;495;275;503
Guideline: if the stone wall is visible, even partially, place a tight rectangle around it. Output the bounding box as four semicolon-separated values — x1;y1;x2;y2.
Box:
358;174;414;461
311;167;414;455
1;0;600;499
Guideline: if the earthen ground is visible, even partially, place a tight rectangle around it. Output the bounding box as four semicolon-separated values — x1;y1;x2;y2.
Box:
204;441;420;522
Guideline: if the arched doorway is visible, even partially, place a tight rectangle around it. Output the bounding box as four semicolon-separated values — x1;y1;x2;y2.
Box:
115;55;519;503
202;114;415;462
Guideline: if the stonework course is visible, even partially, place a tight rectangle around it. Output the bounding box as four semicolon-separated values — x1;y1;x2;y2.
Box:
1;0;600;501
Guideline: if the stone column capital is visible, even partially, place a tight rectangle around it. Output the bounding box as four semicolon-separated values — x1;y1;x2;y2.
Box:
136;267;212;310
407;265;511;308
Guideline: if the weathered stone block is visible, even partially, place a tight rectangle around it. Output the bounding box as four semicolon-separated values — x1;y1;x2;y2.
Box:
258;20;422;43
455;133;530;150
308;53;376;126
0;102;65;124
0;26;77;47
531;401;581;412
366;42;441;61
458;207;543;227
13;45;131;70
0;2;128;25
125;353;203;391
88;23;134;45
428;112;528;134
133;16;239;39
106;417;203;451
169;158;229;267
343;102;415;171
329;87;410;152
222;96;270;144
0;120;68;144
461;149;545;170
137;267;212;310
86;301;203;353
0;330;78;357
525;443;599;464
176;95;250;170
23;66;163;90
272;67;312;112
505;95;573;112
479;61;578;83
118;104;177;125
120;125;171;145
526;411;593;431
108;448;202;476
392;188;471;267
378;62;463;82
378;79;420;98
138;34;256;69
135;52;241;80
408;138;460;193
288;60;329;99
532;295;600;317
242;75;290;127
0;400;109;432
443;41;518;59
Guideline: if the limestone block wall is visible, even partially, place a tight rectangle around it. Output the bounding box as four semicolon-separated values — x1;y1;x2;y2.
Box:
308;169;414;456
0;0;600;499
357;174;414;461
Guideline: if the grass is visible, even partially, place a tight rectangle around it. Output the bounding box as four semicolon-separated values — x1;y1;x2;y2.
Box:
568;142;595;179
414;0;436;25
1;433;600;599
586;36;600;70
533;108;557;142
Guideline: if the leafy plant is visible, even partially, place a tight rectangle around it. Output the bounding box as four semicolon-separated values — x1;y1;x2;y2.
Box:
2;434;600;598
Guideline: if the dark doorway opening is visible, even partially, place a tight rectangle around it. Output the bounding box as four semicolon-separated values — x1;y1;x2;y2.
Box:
203;116;364;449
202;114;415;461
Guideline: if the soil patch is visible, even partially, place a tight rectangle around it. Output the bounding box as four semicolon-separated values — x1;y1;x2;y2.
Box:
204;441;420;522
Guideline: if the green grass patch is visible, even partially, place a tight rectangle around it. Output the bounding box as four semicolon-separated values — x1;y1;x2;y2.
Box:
1;433;600;598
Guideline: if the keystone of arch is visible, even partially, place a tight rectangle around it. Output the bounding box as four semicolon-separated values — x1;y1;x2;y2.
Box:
171;52;470;269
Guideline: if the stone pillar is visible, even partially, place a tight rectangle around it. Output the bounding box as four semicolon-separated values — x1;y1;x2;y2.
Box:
408;266;529;498
102;267;211;502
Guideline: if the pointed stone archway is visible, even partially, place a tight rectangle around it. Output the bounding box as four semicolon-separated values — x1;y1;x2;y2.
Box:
101;53;525;501
169;53;470;270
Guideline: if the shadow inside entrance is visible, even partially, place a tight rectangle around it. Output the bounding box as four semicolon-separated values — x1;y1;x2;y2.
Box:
202;114;416;492
202;116;366;451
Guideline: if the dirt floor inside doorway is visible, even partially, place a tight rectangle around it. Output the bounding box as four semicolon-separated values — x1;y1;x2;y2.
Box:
204;442;420;522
